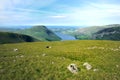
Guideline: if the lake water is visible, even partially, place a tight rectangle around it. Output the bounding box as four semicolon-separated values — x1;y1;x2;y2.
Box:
55;32;76;40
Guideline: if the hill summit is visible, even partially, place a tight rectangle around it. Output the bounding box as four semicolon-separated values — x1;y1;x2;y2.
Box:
17;25;61;41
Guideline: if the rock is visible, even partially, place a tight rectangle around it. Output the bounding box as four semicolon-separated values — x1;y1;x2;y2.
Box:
46;46;51;48
93;69;98;72
83;62;92;70
14;48;18;51
67;63;78;74
42;53;46;56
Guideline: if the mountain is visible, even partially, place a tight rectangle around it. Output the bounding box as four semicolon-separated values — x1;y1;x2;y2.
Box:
16;25;61;41
0;32;38;44
93;26;120;40
75;24;120;40
50;27;77;36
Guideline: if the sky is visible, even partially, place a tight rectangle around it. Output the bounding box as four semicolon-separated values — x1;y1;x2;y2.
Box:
0;0;120;26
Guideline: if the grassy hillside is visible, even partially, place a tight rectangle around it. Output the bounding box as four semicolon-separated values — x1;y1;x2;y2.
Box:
17;25;61;41
0;32;38;44
75;24;120;40
50;27;77;36
0;40;120;80
93;27;120;40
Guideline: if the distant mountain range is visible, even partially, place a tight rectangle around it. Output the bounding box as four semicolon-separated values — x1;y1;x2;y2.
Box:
0;32;38;44
0;24;120;44
50;27;77;36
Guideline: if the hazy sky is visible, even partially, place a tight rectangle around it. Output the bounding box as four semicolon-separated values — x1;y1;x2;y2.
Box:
0;0;120;26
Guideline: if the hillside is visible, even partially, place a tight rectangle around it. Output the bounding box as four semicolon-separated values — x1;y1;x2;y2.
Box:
75;24;120;40
0;40;120;80
17;25;61;41
93;27;120;40
0;32;38;44
50;27;77;36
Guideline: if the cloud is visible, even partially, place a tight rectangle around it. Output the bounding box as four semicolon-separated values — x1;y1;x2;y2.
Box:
50;15;67;18
59;3;120;25
0;0;120;26
0;0;56;10
0;0;57;25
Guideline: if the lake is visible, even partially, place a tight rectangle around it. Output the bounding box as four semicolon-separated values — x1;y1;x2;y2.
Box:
55;32;76;40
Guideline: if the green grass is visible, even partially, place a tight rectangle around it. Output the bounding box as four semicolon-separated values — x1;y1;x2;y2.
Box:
17;26;61;41
0;32;38;44
0;40;120;80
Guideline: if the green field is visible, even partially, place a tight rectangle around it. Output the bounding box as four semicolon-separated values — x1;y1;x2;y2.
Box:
0;40;120;80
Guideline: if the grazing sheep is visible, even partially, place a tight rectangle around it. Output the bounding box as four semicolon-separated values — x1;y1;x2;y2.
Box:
83;62;92;70
46;46;51;48
67;63;78;74
13;48;18;52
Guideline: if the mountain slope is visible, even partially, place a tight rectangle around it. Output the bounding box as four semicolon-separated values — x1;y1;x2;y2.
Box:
93;27;120;40
75;24;120;40
17;25;61;41
0;32;38;44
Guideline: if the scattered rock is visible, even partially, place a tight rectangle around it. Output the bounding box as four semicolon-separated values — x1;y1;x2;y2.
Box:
83;62;92;70
116;65;119;68
42;53;46;56
20;55;24;58
46;46;51;48
67;63;78;74
13;60;16;62
51;62;54;64
16;56;18;58
13;48;18;52
93;69;99;72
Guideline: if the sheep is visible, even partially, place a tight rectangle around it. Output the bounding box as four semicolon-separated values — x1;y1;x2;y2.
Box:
67;63;78;74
